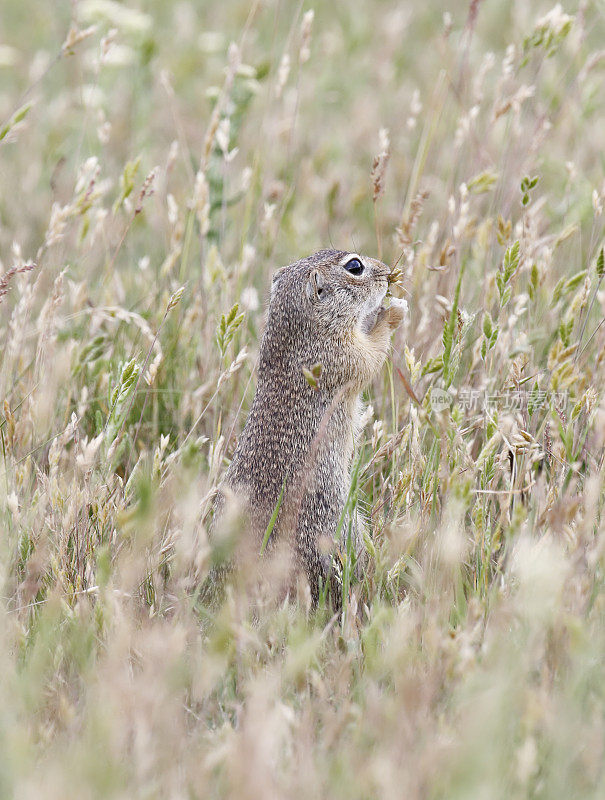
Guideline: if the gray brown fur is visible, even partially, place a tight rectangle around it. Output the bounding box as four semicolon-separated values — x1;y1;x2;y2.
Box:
214;249;404;606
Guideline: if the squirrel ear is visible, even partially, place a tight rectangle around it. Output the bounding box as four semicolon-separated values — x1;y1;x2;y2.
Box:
272;266;288;283
271;266;288;299
306;269;325;302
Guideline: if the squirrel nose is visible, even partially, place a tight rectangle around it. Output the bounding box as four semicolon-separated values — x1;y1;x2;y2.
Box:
367;258;390;280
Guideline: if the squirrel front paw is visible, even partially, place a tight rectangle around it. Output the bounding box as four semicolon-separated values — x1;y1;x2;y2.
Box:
385;297;408;330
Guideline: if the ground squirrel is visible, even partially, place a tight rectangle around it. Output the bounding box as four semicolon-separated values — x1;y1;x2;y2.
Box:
213;249;405;606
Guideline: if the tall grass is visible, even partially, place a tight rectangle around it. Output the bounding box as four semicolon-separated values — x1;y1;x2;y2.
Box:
1;1;604;796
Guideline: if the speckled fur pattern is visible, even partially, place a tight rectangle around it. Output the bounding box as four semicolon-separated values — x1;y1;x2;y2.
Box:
215;249;404;606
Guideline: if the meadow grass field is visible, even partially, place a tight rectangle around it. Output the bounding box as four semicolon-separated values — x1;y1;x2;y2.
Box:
1;0;605;797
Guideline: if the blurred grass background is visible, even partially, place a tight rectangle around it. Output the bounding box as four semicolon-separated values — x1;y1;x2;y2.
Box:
1;0;604;797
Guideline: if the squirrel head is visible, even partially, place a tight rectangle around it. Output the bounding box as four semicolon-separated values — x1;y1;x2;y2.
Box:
262;249;403;392
270;249;391;338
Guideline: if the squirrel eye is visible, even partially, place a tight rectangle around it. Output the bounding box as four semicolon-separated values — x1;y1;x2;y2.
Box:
344;258;364;276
